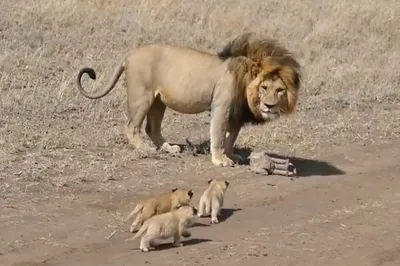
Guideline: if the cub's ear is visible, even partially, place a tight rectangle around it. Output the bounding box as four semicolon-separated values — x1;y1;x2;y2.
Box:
207;178;213;184
172;187;178;193
192;207;198;215
225;180;230;187
188;190;194;198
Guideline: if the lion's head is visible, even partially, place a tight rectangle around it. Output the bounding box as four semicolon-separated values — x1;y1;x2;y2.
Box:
220;33;301;125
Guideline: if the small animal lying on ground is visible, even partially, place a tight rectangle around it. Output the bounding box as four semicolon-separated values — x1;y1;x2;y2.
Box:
197;178;230;224
249;151;297;177
125;204;198;252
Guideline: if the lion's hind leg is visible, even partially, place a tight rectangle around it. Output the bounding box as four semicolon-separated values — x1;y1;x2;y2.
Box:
145;96;181;155
124;70;155;151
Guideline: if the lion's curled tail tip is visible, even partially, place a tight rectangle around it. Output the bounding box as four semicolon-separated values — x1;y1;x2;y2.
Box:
81;67;97;80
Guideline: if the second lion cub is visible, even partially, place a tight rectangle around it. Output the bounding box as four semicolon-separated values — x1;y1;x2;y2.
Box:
126;205;198;252
197;178;229;224
124;188;194;233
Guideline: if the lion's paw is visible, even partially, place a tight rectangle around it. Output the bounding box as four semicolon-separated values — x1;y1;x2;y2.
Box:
225;152;245;165
212;154;234;167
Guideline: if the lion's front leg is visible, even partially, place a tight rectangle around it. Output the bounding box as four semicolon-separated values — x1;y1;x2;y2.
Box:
224;123;245;164
210;105;234;167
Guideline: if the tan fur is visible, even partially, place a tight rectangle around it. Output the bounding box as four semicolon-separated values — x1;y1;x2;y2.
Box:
76;32;301;167
197;178;230;224
125;205;198;252
124;188;194;233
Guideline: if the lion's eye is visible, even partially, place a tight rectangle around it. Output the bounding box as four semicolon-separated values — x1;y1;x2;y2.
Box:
276;88;285;94
261;85;267;91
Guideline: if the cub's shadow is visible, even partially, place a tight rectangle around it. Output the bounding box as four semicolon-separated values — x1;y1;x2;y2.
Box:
194;207;242;224
145;238;212;251
177;140;345;178
218;207;242;223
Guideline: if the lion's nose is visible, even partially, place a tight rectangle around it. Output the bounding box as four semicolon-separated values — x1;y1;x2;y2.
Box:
261;103;274;112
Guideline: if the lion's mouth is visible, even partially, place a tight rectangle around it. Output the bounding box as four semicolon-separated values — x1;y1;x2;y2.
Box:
260;108;280;120
260;109;278;115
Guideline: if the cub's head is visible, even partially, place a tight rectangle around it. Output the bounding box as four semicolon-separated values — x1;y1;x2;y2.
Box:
208;178;230;191
171;188;194;205
174;204;198;219
247;57;300;122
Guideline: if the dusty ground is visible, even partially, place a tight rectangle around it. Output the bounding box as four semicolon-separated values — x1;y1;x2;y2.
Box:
1;0;400;265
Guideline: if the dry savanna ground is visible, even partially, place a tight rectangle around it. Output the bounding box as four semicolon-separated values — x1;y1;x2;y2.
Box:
1;0;400;265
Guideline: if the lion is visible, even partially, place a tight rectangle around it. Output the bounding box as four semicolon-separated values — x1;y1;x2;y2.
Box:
197;178;230;224
76;32;301;167
123;188;194;233
125;205;198;252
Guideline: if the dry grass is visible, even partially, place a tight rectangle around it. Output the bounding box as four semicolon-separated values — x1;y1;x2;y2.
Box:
0;0;399;198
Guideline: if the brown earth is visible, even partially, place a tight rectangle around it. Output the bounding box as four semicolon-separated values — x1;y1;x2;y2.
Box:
1;0;400;265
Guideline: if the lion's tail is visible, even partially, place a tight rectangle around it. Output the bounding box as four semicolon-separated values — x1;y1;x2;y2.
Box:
76;53;127;99
123;203;144;223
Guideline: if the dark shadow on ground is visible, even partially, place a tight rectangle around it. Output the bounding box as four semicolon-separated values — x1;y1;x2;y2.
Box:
176;139;345;178
191;222;210;227
147;238;213;251
218;207;242;223
195;207;242;223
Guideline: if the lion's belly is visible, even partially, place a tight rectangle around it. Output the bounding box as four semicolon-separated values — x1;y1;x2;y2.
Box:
158;89;211;114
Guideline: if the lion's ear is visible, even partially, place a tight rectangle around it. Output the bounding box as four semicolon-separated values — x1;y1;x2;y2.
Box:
172;188;178;192
207;178;213;184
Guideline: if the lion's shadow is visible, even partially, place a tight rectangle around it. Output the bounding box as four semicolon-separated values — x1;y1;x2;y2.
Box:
177;140;345;178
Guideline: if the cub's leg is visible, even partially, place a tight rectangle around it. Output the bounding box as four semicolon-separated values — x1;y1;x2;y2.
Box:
130;213;143;233
131;206;155;233
145;96;181;155
172;232;183;247
218;197;224;216
197;196;207;217
211;197;221;224
210;104;234;167
139;233;155;252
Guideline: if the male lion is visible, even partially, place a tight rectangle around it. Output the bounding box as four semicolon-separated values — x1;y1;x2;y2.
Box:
76;32;301;167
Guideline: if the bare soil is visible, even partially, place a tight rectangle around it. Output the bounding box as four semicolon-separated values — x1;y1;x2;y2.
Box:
1;0;400;265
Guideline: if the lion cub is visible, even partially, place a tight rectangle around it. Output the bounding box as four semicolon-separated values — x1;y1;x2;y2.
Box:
126;205;198;252
197;178;229;224
124;188;194;233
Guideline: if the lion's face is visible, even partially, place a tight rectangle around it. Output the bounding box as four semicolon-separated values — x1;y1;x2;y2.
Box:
257;75;288;121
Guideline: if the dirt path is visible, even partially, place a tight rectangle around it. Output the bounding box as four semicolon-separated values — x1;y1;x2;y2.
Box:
1;140;400;266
